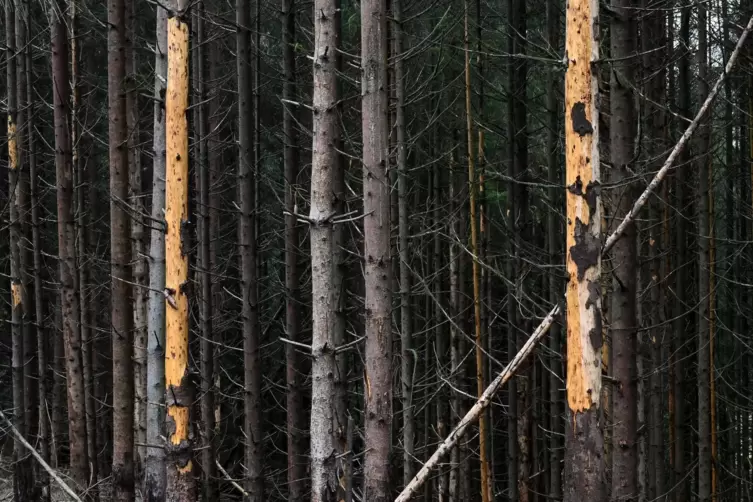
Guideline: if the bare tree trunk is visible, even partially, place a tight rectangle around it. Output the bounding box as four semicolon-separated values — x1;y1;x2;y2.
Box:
108;0;134;495
126;0;148;481
193;4;217;499
696;2;712;500
361;0;392;498
282;1;305;498
609;0;638;498
393;0;415;488
309;2;340;498
144;5;168;502
563;0;605;499
546;0;563;496
164;4;196;500
52;0;90;494
237;0;263;497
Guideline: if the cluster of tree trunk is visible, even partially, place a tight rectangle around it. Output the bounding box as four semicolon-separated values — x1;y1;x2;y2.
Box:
3;0;753;501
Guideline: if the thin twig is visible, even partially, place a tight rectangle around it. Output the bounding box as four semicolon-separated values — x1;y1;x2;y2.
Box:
215;460;249;497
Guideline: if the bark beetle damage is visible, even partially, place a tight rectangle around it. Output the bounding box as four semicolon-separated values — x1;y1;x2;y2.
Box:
569;218;599;280
180;219;190;257
571;102;593;136
11;282;21;308
586;282;603;351
166;371;194;408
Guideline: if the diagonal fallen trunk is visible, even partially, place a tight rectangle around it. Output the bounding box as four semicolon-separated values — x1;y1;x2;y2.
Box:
394;13;753;502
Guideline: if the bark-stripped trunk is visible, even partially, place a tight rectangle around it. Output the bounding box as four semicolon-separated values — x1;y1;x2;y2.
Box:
237;0;263;497
563;0;605;499
126;0;148;479
108;0;135;495
546;0;563;496
310;1;340;498
361;0;392;498
696;2;712;500
393;0;415;488
52;0;90;494
144;5;168;501
164;5;196;500
609;0;638;498
283;1;305;498
194;4;217;499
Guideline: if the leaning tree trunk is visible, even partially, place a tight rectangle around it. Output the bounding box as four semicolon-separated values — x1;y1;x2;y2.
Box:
52;0;90;494
144;4;168;501
282;0;306;498
108;0;135;495
563;0;605;499
361;0;392;499
309;1;340;499
164;3;196;500
609;0;639;498
237;0;263;497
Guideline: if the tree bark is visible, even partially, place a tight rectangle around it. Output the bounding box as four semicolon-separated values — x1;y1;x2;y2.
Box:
144;4;168;501
563;0;605;499
52;0;90;494
237;0;263;497
282;1;305;498
361;0;392;498
609;0;638;498
108;0;135;495
164;4;196;500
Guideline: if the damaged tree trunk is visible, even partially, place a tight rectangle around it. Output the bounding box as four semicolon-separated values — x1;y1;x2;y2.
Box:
164;4;196;500
563;0;605;499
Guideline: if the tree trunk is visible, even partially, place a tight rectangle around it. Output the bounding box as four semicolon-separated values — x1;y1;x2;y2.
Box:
282;1;305;498
309;2;340;498
108;0;135;495
164;4;196;500
237;0;263;497
546;0;563;497
609;0;638;498
563;0;605;499
696;2;712;500
144;4;168;501
52;0;90;494
361;0;392;498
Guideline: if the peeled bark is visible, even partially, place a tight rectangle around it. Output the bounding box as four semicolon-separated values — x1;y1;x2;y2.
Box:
563;0;605;499
609;0;638;498
144;5;168;502
164;6;196;500
361;0;392;499
237;0;263;497
52;0;90;493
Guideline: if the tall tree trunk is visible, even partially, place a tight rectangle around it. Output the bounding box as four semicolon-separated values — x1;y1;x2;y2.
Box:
563;0;605;499
309;1;340;498
609;0;638;498
673;5;691;500
144;5;168;501
27;5;48;496
193;4;217;499
696;2;712;499
108;0;135;495
52;0;90;494
546;0;563;497
361;0;392;498
394;0;416;489
283;1;305;498
126;0;148;481
71;1;99;495
7;0;32;498
164;4;196;500
237;0;263;497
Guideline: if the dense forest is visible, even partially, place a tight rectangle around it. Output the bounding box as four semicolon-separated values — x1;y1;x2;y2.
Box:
1;0;752;500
